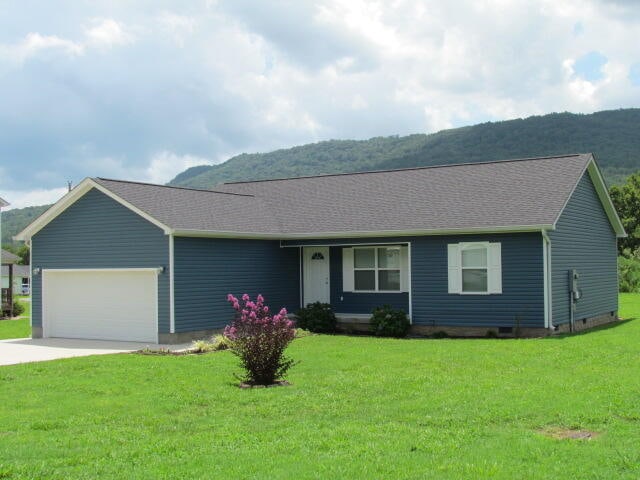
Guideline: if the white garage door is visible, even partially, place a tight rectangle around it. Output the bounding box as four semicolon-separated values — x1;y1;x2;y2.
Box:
43;269;158;342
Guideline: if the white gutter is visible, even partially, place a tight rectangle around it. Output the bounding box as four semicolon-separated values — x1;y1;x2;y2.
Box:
542;229;554;330
173;224;554;241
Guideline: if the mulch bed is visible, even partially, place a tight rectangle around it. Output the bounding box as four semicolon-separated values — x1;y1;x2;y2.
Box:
239;380;291;389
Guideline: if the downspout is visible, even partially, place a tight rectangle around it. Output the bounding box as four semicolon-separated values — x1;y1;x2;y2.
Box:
542;230;554;331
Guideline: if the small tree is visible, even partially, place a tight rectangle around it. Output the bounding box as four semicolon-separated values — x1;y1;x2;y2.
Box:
610;172;640;256
224;294;296;386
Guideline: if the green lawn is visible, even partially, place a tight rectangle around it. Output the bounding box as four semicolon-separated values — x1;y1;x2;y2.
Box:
0;296;638;479
0;296;30;340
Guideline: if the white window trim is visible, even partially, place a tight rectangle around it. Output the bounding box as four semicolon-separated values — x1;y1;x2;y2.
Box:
459;242;490;295
353;245;402;293
448;241;502;295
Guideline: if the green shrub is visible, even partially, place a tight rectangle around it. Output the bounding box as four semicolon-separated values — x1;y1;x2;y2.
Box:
619;256;640;293
294;328;314;338
12;300;24;317
212;335;231;350
190;335;231;353
190;339;217;353
295;302;337;333
370;305;410;338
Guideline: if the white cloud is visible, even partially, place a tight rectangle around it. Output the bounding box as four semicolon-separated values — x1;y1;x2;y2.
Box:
156;12;197;46
84;19;134;48
143;152;215;185
0;187;67;209
0;32;83;63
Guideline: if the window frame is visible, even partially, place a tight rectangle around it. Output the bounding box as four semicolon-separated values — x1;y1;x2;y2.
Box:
353;245;402;293
459;242;490;295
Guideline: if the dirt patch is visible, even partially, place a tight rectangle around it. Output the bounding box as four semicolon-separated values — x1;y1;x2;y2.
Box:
539;427;600;440
239;380;291;389
135;349;185;356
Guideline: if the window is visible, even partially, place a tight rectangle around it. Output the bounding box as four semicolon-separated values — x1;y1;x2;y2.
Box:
353;247;401;291
448;242;502;294
350;246;403;292
461;245;488;293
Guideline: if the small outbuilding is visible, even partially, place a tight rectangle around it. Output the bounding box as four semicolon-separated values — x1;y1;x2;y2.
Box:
16;153;625;342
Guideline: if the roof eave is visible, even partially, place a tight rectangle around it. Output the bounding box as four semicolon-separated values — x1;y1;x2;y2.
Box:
172;224;553;240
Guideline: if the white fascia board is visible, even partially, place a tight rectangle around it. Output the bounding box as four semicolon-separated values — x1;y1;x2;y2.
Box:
585;159;626;238
14;178;173;241
173;224;551;241
551;155;626;239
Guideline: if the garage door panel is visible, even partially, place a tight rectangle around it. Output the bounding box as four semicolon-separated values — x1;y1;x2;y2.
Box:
43;270;158;342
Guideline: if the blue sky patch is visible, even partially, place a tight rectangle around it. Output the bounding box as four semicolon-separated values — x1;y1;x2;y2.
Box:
630;63;640;86
573;22;584;35
573;51;608;82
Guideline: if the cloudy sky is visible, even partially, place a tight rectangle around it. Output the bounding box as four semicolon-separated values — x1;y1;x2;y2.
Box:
0;0;639;208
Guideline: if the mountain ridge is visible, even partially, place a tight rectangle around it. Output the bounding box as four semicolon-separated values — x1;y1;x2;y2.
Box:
169;108;640;189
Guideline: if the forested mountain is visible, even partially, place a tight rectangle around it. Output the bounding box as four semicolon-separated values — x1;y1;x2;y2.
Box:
170;108;640;189
1;205;49;245
4;108;640;245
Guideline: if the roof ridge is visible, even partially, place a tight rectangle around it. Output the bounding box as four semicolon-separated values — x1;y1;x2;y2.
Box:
94;177;255;197
223;153;587;185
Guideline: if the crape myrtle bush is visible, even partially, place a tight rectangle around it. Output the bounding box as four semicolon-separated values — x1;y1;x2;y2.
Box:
295;302;337;333
370;305;411;338
224;294;296;385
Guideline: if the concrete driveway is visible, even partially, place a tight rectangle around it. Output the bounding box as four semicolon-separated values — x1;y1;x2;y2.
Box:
0;338;191;366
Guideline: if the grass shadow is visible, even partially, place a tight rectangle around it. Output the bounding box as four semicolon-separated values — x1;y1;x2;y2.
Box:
544;318;635;339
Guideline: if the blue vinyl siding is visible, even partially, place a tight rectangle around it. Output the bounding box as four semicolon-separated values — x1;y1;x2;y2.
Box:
411;233;543;327
549;172;618;325
173;237;300;331
285;233;545;327
31;188;170;332
329;246;409;314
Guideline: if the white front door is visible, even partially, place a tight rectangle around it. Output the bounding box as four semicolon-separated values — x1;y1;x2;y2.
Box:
303;247;330;306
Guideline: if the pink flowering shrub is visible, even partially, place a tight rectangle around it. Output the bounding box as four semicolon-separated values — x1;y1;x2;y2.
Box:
224;293;296;385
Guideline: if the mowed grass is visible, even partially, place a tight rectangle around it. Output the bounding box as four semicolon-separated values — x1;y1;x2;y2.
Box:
0;296;639;479
0;296;31;339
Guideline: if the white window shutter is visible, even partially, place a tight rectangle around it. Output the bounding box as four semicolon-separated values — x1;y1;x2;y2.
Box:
488;243;502;294
447;244;461;294
400;246;409;292
342;248;354;292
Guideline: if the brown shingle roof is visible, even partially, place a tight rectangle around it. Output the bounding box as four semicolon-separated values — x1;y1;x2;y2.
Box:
95;153;593;237
216;154;593;235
